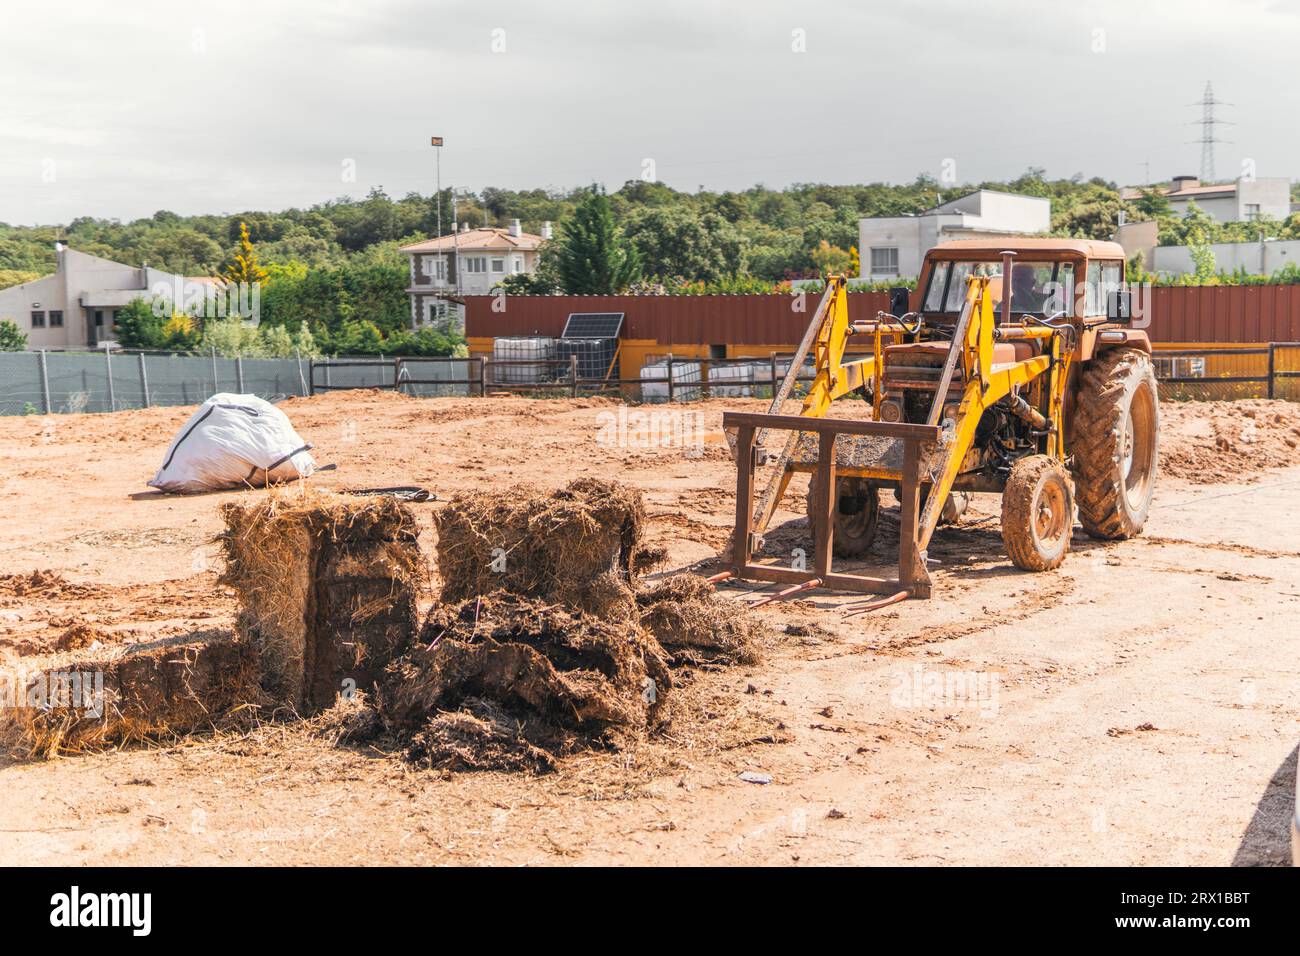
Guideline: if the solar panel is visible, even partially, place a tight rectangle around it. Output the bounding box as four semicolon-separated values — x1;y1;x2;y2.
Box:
561;312;624;339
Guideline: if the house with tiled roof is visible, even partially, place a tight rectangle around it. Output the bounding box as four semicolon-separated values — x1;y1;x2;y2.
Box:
1119;175;1291;223
400;219;550;329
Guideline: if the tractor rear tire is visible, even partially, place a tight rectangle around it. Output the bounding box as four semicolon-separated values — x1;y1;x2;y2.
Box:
807;475;879;558
1071;348;1159;540
1001;455;1073;572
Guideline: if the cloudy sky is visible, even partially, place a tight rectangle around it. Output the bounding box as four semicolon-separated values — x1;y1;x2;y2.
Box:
1;0;1296;225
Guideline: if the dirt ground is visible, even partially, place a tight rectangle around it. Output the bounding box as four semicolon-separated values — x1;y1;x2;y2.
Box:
0;390;1297;866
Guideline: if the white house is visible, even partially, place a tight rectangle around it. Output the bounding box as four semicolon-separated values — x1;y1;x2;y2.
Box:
400;219;548;329
0;246;187;349
859;190;1051;281
1120;175;1292;223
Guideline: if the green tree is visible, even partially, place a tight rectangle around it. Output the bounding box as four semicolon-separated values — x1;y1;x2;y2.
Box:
623;206;745;282
809;240;854;276
553;187;640;294
202;317;264;357
0;319;27;351
1132;188;1173;220
112;298;167;349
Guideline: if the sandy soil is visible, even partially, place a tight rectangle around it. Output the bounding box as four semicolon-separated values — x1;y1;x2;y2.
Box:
0;391;1297;866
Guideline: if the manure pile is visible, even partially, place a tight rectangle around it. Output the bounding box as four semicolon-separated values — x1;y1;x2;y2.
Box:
5;480;760;773
370;477;761;772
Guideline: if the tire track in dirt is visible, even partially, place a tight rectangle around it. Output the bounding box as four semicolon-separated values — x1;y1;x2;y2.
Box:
1138;535;1300;560
873;576;1078;652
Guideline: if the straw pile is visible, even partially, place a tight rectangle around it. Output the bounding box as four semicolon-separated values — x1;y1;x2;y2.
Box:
220;491;423;714
379;593;671;770
637;574;761;665
433;477;645;618
1;630;262;758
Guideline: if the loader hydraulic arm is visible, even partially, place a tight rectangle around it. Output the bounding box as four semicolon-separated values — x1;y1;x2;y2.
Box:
913;276;1065;556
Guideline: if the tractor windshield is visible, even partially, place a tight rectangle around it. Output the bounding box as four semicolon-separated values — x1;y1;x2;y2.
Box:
922;260;1075;316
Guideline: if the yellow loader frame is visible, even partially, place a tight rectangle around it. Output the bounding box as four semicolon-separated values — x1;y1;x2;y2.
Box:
723;263;1071;600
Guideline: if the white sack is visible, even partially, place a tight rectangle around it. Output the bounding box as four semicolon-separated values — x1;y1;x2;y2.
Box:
149;393;317;493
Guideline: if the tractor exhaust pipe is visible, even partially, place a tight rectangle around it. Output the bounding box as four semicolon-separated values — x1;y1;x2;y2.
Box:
1000;250;1016;326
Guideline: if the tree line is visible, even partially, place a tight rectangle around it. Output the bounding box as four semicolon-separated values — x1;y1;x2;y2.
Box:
4;170;1300;352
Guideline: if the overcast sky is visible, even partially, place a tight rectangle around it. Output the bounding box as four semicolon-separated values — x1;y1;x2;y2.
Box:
1;0;1297;225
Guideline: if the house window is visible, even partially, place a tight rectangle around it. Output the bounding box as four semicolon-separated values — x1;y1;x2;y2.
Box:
490;257;505;273
1245;203;1261;220
870;247;899;276
512;256;524;273
49;310;63;327
464;257;487;274
30;310;45;327
422;255;446;280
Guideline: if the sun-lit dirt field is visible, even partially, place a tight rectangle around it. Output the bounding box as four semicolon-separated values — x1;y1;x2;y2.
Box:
0;390;1297;866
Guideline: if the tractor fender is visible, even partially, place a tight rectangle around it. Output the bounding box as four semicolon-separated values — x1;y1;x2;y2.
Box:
1080;326;1151;362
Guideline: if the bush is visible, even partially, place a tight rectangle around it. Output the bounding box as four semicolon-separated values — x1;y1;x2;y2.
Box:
112;299;167;349
202;317;264;357
0;319;27;351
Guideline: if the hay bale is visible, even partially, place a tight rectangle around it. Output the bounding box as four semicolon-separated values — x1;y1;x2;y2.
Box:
220;491;423;714
637;574;762;665
378;594;671;769
1;630;262;758
432;477;646;618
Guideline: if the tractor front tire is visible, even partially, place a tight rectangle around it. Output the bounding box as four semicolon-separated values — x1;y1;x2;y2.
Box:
1001;455;1074;572
807;475;880;558
1071;348;1159;540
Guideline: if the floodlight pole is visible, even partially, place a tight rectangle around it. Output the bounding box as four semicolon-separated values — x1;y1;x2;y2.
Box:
431;136;443;239
430;135;445;333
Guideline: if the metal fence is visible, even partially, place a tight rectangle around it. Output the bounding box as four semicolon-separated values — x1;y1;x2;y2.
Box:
1152;342;1300;401
6;344;1298;417
303;346;1300;404
309;357;479;398
309;353;829;402
0;348;313;416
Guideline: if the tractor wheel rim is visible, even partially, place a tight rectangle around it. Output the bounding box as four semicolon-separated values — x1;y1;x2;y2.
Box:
1121;416;1136;480
1035;482;1067;544
1123;384;1157;509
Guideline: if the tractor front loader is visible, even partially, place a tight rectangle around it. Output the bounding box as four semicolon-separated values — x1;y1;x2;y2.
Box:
722;239;1159;607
